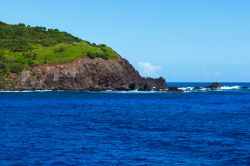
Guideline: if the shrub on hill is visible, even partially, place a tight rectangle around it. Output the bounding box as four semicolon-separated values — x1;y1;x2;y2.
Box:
0;21;118;76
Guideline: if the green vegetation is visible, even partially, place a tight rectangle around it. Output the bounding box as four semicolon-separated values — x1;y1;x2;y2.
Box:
0;21;118;76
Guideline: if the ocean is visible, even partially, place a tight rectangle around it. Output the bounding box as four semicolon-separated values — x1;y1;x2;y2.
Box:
0;83;250;165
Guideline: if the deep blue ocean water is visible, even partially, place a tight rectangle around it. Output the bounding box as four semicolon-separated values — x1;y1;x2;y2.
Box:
0;83;250;165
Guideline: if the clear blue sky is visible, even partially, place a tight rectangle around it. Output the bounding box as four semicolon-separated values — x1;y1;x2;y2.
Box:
1;0;250;82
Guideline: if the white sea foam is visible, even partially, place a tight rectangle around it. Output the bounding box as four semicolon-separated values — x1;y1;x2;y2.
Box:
0;91;22;93
0;85;248;93
219;86;240;90
176;85;245;92
102;90;160;94
200;88;209;91
0;89;53;93
178;87;194;91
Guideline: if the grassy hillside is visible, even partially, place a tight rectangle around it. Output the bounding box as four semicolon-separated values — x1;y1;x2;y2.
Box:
0;21;118;77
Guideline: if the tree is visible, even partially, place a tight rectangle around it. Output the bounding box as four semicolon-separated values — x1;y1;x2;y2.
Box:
0;62;6;71
0;53;4;60
10;64;24;74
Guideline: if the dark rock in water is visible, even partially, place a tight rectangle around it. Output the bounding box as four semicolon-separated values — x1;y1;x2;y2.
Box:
142;77;166;91
193;86;202;90
163;86;183;92
206;82;223;90
241;86;248;90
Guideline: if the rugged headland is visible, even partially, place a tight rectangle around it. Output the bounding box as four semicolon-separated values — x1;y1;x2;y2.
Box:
4;55;166;91
0;21;166;91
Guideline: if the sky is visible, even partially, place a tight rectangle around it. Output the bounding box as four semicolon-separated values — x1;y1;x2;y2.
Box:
1;0;250;82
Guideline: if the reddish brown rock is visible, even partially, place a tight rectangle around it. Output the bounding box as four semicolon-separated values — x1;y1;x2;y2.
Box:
3;56;167;91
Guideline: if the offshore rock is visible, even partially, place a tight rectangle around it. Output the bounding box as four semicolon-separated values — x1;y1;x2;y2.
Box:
206;82;224;90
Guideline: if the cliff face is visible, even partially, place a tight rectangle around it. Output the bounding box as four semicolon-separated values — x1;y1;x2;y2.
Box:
4;56;166;91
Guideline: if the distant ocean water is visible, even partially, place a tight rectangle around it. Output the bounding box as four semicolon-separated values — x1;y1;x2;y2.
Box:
0;83;250;165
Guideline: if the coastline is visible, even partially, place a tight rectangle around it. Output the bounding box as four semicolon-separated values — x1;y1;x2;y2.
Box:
0;82;249;93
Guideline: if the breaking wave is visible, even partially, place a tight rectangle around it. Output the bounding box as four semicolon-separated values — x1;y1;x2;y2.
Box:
0;90;53;93
0;85;249;93
177;85;248;92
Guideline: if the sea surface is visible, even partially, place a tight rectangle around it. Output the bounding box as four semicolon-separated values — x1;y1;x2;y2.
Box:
0;83;250;165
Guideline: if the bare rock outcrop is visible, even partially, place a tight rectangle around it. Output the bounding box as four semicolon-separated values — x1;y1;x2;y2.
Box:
4;56;167;91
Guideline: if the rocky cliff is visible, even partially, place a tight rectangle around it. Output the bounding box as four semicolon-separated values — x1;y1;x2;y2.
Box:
0;21;167;91
3;55;166;91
